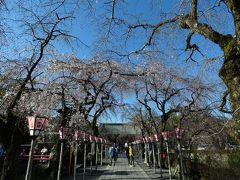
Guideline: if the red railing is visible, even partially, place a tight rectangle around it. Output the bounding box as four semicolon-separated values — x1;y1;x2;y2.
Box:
0;154;51;161
21;154;51;161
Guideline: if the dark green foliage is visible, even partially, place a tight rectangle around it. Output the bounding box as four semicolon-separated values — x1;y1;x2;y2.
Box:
187;150;240;180
227;150;240;174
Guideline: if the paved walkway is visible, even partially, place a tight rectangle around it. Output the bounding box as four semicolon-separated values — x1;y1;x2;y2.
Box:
71;154;175;180
98;157;149;180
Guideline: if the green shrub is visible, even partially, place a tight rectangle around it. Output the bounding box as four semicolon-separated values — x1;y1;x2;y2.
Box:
187;151;240;179
227;150;240;173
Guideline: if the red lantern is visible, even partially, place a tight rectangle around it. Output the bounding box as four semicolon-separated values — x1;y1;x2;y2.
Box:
89;135;94;143
27;115;48;137
149;136;154;142
75;131;79;141
59;127;71;140
94;136;99;143
75;131;83;141
175;128;184;139
145;137;149;143
154;134;160;142
80;132;86;142
161;131;170;141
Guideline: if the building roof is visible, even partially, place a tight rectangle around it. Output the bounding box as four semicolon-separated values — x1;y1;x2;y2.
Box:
99;123;141;135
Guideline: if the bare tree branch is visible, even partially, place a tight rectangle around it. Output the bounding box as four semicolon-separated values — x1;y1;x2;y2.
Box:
224;0;240;36
219;90;232;113
128;16;181;54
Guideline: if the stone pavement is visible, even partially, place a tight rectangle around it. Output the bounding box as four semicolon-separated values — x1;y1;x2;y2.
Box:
69;154;175;180
137;160;178;180
98;157;149;180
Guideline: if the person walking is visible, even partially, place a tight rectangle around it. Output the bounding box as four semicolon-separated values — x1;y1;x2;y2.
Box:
40;145;48;163
124;142;130;165
129;144;134;167
109;144;117;166
116;145;120;160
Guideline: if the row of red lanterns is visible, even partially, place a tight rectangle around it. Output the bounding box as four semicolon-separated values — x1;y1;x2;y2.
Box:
132;128;184;144
26;115;111;180
59;127;111;144
73;129;111;144
27;115;111;144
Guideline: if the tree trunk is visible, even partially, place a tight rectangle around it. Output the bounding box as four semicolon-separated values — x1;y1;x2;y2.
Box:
91;123;99;136
219;41;240;139
48;142;60;180
1;128;23;180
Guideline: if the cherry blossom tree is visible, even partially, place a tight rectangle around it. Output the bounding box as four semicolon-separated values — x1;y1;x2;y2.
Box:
132;61;216;133
92;0;240;139
47;56;129;135
0;1;78;179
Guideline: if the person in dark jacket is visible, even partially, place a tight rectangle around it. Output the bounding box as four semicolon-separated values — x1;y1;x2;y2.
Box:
124;142;130;165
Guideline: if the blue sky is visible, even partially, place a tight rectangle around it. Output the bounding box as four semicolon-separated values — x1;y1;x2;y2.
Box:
55;0;233;122
2;0;234;122
55;0;232;63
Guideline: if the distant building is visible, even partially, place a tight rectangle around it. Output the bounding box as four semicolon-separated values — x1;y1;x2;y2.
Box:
99;123;141;136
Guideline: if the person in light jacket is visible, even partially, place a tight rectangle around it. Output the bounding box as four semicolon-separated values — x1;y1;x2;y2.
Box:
108;144;117;166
